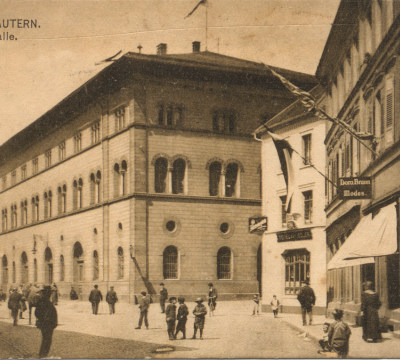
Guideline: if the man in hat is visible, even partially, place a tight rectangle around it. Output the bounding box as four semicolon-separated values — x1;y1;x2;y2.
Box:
35;285;58;358
192;297;207;340
207;283;218;317
106;286;118;315
297;280;316;326
165;297;177;340
159;282;168;314
135;291;150;329
175;297;189;339
88;284;103;315
8;287;22;326
328;309;351;358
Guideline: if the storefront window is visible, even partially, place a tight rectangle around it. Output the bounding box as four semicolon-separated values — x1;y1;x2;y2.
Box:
284;250;310;295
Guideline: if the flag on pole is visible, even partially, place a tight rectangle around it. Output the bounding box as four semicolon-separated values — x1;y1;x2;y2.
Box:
185;0;206;19
267;130;295;213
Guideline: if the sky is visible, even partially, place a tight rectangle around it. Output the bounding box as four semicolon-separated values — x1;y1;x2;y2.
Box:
0;0;340;146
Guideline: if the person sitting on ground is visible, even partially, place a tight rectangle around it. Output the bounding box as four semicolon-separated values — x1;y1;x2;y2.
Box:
328;309;351;358
318;322;331;353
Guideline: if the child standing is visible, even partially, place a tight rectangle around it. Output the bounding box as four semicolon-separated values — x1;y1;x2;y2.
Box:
252;294;260;315
175;297;189;339
192;297;207;340
328;309;351;358
270;295;280;318
318;322;331;353
165;297;177;340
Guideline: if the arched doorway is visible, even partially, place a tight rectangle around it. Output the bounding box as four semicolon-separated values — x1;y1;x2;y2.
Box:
73;242;84;282
257;244;262;296
44;247;53;284
2;255;8;288
20;252;28;284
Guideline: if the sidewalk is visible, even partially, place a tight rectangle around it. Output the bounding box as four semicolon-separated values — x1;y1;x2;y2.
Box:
277;311;400;358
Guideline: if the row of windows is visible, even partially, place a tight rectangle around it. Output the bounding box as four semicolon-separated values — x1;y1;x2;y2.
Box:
280;191;313;227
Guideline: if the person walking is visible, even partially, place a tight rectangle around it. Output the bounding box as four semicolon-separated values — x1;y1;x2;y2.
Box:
70;286;78;300
270;295;280;318
165;297;177;340
159;283;168;314
51;283;59;305
361;281;382;342
8;288;22;326
328;309;351;358
88;284;103;315
252;294;260;315
192;297;207;340
175;297;189;339
35;285;58;358
135;291;150;329
18;284;27;319
106;286;118;315
207;283;218;317
297;280;316;325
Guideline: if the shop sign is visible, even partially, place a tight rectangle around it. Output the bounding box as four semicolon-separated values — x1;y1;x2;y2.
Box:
276;228;312;242
338;177;372;199
248;217;268;233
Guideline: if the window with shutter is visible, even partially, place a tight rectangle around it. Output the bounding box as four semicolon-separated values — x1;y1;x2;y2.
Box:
386;92;393;128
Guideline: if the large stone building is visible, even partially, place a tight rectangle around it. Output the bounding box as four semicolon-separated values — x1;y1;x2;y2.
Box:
317;0;400;326
254;86;327;314
0;42;316;302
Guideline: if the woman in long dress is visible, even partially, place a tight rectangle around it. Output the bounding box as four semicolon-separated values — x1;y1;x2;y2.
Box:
361;281;381;342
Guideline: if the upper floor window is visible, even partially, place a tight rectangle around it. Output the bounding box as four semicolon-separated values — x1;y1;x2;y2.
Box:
90;171;101;204
158;104;184;127
154;157;168;193
91;120;101;144
32;195;39;222
58;141;66;161
20;200;28;226
11;170;16;186
113;161;127;197
115;107;126;132
10;204;17;229
303;190;313;224
302;134;312;165
58;184;67;214
172;159;186;194
21;165;27;181
280;195;288;227
212;109;236;134
2;209;8;232
32;157;39;174
209;161;222;196
74;132;82;153
225;163;239;198
118;247;124;279
93;250;99;280
73;178;83;210
45;149;52;168
44;191;52;219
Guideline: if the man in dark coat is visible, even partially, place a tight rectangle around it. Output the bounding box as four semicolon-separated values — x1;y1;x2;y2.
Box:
175;297;189;339
35;286;58;358
328;309;351;358
192;297;207;340
88;284;103;315
297;280;316;326
159;283;168;313
8;287;22;326
106;286;118;315
165;297;177;340
361;281;382;342
70;286;78;300
207;283;218;316
135;291;150;329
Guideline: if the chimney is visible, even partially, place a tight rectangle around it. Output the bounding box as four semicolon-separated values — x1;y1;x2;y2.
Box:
157;43;167;55
192;41;201;53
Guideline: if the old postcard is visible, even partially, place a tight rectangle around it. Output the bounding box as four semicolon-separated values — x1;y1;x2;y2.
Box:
0;0;399;358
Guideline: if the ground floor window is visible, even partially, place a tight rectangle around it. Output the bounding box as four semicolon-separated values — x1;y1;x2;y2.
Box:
284;249;310;295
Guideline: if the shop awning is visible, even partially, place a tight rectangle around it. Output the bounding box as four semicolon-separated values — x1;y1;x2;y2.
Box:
327;203;397;270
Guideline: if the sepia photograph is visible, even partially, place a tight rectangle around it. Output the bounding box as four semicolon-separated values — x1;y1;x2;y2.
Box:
0;0;399;358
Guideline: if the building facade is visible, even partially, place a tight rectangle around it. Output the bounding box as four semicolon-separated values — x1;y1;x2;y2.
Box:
255;87;327;314
0;43;316;302
316;0;400;326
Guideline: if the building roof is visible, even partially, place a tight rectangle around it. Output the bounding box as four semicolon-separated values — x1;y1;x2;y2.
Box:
0;50;317;164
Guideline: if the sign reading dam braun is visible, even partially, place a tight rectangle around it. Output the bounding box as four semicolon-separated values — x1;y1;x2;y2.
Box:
248;217;268;233
338;177;372;199
276;228;313;242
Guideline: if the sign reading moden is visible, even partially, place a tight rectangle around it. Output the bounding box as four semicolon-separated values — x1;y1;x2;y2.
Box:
276;228;312;242
249;217;268;233
338;177;372;199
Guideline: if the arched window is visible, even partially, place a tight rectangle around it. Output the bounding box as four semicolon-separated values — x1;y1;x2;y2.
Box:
20;252;28;284
172;159;186;194
217;247;232;280
96;171;101;203
21;200;28;226
118;247;124;279
44;191;52;218
73;179;83;209
93;250;99;280
225;163;239;197
121;161;127;195
209;161;222;196
58;184;67;214
73;242;84;282
155;158;168;193
11;204;17;229
90;173;96;204
114;162;127;197
33;258;37;283
2;255;8;284
60;255;65;282
163;246;178;279
32;196;39;222
12;261;16;283
44;247;53;284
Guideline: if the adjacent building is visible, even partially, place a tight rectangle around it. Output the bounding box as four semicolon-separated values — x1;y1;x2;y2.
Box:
0;42;316;302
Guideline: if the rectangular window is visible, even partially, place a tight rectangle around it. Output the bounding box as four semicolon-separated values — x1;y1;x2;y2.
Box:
280;196;287;227
21;165;27;181
74;133;82;153
58;141;66;161
302;134;312;165
284;250;310;295
158;104;184;127
32;157;39;174
303;190;313;224
212;109;236;134
91;120;101;144
45;150;52;168
115;107;126;131
11;171;16;186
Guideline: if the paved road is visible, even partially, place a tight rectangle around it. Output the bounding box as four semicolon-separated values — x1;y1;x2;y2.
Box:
0;300;323;358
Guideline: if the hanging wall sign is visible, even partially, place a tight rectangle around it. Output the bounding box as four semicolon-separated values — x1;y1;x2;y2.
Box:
338;177;372;199
249;217;268;233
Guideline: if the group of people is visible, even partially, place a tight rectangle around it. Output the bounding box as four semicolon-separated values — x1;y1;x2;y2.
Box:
87;284;119;315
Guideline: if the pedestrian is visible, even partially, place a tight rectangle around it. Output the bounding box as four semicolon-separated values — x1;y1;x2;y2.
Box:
297;280;316;326
192;297;207;340
8;287;22;326
270;295;280;318
207;282;218;317
175;297;189;339
106;286;118;314
88;284;103;315
252;294;260;315
51;283;59;305
135;291;150;329
165;297;177;340
35;285;58;358
317;322;331;353
361;281;382;342
0;288;6;301
159;282;168;314
18;284;27;319
70;286;78;300
328;309;351;358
